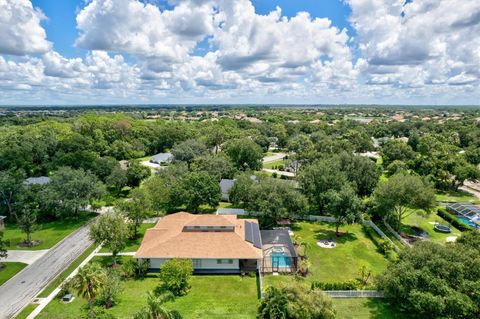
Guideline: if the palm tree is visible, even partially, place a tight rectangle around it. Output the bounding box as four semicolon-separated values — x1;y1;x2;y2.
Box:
71;263;106;318
134;291;179;319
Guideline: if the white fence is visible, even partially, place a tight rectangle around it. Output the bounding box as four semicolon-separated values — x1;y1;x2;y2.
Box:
364;220;401;253
324;290;384;298
383;220;412;248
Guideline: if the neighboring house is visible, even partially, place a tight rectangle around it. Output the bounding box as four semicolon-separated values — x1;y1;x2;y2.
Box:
216;208;245;216
24;176;51;186
150;153;173;165
135;212;263;273
219;179;235;201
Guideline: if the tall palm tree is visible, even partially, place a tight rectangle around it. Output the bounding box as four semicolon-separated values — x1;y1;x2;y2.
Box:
72;263;106;318
134;291;179;319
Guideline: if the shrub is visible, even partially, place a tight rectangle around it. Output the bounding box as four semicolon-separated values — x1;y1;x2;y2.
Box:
122;259;150;279
311;280;360;290
158;259;193;296
437;207;474;232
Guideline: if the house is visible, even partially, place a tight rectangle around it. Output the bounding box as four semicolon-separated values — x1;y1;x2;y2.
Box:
216;208;246;216
135;212;263;273
24;176;51;186
150;153;173;165
219;179;235;201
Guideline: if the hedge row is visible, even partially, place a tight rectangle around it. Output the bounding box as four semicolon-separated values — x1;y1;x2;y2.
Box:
311;280;360;291
437;207;474;232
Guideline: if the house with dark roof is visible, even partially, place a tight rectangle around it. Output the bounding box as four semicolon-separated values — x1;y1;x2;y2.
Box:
135;212;263;273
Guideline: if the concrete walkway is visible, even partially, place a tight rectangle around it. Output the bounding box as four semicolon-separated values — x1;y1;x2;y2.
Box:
3;250;49;264
262;168;295;177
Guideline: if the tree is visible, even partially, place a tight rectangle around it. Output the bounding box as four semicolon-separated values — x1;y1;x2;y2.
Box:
126;160;151;187
381;140;415;167
47;167;105;217
372;173;436;231
158;259;193;296
338;153;381;197
191;154;235;181
171;172;220;212
72;263;106;318
245;178;307;227
258;282;336;319
299;159;348;213
377;241;480;319
98;269;123;309
324;185;363;236
117;188;152;239
133;291;179;319
171;139;207;168
89;213;129;266
225;138;263;171
17;207;38;246
203;125;228;154
141;176;171;213
0;169;25;219
0;232;8;267
451;160;480;190
106;165;128;192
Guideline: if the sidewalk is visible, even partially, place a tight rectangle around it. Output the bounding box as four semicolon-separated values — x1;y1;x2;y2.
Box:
3;250;49;264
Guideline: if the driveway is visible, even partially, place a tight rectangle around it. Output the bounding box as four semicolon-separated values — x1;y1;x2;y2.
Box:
262;168;295;177
0;223;93;319
3;250;49;264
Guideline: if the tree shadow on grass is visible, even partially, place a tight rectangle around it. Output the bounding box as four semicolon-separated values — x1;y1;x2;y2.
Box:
313;228;357;244
364;299;411;319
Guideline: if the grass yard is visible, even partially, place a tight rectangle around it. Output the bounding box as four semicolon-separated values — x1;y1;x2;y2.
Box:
293;222;389;283
435;190;479;204
2;212;96;250
262;159;287;169
165;276;259;318
38;274;259;319
333;299;410;319
401;211;462;244
14;303;38;319
99;223;156;253
0;262;27;286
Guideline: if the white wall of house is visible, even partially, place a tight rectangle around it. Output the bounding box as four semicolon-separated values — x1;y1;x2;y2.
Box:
139;258;241;270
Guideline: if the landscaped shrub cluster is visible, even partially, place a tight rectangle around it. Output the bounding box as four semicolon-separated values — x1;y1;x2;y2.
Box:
437;207;474;231
121;259;149;279
158;259;193;296
311;280;360;291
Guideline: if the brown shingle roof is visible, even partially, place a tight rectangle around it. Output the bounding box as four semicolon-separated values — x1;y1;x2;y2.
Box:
135;212;263;259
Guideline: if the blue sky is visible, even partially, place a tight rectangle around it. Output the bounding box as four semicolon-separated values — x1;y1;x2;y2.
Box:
0;0;478;105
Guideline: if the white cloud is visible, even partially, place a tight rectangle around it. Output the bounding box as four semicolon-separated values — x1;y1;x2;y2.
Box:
0;0;51;55
347;0;480;88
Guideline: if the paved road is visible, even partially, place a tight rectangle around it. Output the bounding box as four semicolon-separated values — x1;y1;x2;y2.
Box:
262;152;286;163
0;224;93;319
3;250;49;264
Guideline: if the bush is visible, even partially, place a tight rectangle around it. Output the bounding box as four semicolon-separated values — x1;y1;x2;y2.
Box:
311;280;360;290
121;259;150;279
158;259;193;296
437;207;474;232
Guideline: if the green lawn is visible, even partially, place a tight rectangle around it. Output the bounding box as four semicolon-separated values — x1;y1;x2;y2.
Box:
99;223;156;253
38;274;259;319
295;221;389;283
435;190;479;204
333;298;410;319
3;213;96;250
262;159;287;169
14;303;38;319
0;262;27;286
401;211;462;244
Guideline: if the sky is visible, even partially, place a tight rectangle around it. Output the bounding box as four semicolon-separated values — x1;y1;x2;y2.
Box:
0;0;479;105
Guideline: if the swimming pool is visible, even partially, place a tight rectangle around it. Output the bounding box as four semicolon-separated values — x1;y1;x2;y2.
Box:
271;252;291;268
457;217;479;229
